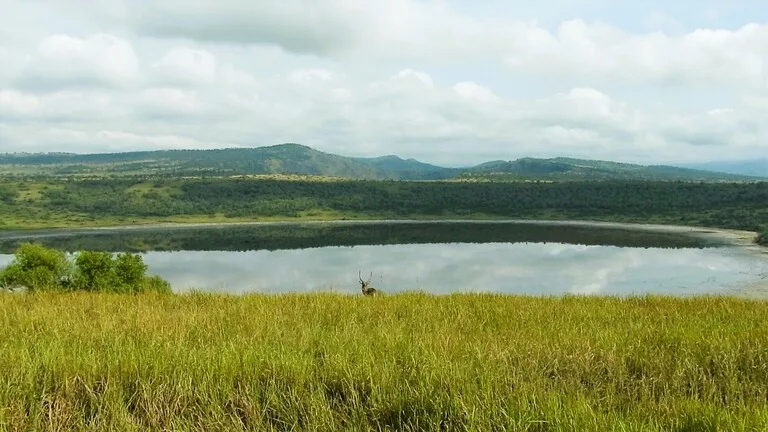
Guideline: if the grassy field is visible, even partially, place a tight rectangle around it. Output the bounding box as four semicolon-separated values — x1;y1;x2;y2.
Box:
2;292;768;431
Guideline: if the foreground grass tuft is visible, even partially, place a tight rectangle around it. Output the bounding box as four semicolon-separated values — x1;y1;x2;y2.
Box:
2;292;768;431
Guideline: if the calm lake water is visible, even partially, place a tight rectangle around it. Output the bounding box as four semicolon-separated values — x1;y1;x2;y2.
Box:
0;221;765;296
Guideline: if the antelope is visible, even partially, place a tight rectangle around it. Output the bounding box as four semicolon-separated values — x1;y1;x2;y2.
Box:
359;271;380;296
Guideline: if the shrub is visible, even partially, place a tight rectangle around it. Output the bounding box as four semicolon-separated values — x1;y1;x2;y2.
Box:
74;251;117;292
140;275;173;294
0;243;171;294
114;252;148;288
758;229;768;246
0;185;17;204
0;243;72;291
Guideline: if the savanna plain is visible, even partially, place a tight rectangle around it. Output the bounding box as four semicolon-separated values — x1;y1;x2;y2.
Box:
5;292;768;431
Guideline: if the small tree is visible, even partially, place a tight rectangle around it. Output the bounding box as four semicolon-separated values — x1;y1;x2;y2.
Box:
0;243;72;291
114;252;148;289
0;243;171;294
74;251;117;292
74;250;162;293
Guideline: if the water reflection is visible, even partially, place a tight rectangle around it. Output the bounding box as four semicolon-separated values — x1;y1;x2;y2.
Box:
0;242;749;295
0;221;727;253
0;222;764;296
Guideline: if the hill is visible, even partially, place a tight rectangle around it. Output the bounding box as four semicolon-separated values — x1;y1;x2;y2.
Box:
0;144;763;182
0;144;456;180
353;155;456;180
675;159;768;178
461;157;761;182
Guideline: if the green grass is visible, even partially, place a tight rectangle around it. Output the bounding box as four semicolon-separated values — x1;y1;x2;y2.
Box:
3;292;768;431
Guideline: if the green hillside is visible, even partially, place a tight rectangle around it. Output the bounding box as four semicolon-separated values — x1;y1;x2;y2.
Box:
354;155;457;180
0;144;763;182
462;157;761;182
0;144;459;180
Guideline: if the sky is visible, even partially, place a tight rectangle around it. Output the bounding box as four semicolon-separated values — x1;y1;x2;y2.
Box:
0;0;766;166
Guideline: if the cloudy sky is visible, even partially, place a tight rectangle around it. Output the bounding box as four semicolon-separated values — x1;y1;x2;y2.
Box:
0;0;766;165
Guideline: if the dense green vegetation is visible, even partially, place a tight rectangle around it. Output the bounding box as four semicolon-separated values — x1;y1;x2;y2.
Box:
1;293;768;430
1;143;762;181
0;177;766;235
0;243;170;293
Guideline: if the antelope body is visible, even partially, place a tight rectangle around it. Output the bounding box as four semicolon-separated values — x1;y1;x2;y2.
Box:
359;271;380;296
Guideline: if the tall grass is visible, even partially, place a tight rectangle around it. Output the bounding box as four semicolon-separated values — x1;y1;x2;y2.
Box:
2;292;768;431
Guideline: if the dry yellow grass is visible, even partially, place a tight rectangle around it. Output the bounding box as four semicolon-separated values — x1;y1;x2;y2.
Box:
1;291;768;431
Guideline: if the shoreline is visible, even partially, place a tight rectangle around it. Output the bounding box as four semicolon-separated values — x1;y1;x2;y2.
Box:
0;218;766;298
0;217;761;247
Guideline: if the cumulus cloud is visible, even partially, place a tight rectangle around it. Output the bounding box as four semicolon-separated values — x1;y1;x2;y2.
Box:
12;34;140;91
150;47;218;86
130;0;364;55
4;62;763;163
120;0;768;89
452;82;500;103
0;0;766;163
0;89;127;122
505;20;768;89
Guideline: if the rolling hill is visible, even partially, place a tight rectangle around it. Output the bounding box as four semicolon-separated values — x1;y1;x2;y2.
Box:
461;157;761;181
0;144;457;180
0;144;763;182
675;159;768;178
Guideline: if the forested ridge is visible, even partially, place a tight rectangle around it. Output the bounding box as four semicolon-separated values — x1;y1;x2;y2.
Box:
0;143;761;181
0;178;766;241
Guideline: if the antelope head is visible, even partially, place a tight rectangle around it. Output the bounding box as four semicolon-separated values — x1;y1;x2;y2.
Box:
359;270;372;290
358;270;379;296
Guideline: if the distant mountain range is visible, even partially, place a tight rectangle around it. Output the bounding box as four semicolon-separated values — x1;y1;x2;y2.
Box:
0;143;764;182
676;159;768;178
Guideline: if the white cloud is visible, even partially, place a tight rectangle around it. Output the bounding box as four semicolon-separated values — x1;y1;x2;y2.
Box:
452;82;500;103
121;1;768;90
0;125;238;153
150;47;218;86
12;34;139;92
130;0;364;56
0;89;126;122
505;20;768;89
1;64;765;163
0;90;39;116
132;88;207;119
0;0;766;163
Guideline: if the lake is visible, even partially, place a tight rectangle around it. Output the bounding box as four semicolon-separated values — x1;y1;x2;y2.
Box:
0;221;766;296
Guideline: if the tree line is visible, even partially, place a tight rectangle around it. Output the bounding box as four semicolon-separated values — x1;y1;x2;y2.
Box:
1;178;766;237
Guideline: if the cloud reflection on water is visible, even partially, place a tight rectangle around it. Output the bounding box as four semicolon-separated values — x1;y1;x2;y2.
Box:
133;242;767;295
0;242;763;295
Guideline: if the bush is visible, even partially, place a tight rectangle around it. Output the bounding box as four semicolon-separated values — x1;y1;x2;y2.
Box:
74;251;116;291
758;229;768;246
0;243;72;291
0;243;171;294
0;185;17;204
140;275;173;294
